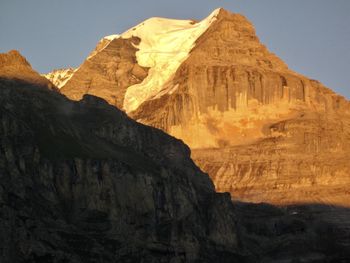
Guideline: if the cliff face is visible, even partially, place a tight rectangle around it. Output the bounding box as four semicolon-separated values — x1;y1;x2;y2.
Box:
0;60;243;262
57;8;350;206
130;9;350;205
193;113;350;205
60;36;148;109
132;9;350;148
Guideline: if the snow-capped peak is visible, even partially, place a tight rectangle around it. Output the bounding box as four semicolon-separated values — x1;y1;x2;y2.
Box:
43;68;76;89
120;8;221;112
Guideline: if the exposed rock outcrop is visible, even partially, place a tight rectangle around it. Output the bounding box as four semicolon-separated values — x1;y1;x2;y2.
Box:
54;9;350;206
60;36;148;109
129;9;350;206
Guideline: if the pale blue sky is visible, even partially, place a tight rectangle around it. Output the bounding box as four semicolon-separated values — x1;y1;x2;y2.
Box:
0;0;349;98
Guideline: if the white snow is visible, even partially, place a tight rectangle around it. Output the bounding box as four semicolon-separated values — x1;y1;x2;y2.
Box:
120;8;221;112
43;68;76;89
103;34;120;41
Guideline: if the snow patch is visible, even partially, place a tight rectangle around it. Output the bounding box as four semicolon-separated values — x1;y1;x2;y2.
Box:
121;8;221;112
103;34;120;41
43;68;76;89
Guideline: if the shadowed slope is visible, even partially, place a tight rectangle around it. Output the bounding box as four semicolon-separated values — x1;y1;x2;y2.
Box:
0;62;243;261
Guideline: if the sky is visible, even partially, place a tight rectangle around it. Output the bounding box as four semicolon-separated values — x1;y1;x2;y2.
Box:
0;0;349;99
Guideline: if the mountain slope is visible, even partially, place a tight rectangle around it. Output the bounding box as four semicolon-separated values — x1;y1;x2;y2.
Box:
59;8;350;206
60;36;148;109
130;9;350;206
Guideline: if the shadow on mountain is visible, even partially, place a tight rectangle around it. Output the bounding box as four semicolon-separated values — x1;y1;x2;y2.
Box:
234;201;350;262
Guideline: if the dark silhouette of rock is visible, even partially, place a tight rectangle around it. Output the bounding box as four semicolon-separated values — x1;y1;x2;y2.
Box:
0;60;242;262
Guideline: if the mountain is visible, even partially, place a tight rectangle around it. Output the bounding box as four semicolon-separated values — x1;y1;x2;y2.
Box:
59;8;350;206
2;51;350;262
43;67;76;88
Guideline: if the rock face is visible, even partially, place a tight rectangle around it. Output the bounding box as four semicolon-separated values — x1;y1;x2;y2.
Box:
193;112;350;206
131;9;350;206
43;67;76;89
58;8;350;205
0;53;244;262
60;36;148;109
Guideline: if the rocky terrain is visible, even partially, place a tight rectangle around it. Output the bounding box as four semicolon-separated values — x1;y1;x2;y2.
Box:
54;8;350;206
130;9;350;206
2;50;350;262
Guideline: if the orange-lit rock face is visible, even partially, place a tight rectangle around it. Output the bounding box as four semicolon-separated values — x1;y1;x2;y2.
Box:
131;10;347;147
60;8;350;206
192;113;350;206
130;9;350;205
0;50;57;90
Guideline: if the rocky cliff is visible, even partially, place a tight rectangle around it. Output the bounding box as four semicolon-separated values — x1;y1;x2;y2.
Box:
60;36;148;109
128;9;350;206
56;9;350;206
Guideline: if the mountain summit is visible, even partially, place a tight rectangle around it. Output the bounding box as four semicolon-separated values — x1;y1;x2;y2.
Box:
47;8;350;206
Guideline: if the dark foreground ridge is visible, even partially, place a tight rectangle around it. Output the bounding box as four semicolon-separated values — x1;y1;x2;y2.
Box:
0;76;243;262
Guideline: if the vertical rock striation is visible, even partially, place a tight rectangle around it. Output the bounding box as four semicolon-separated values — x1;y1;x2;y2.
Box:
130;9;350;206
57;8;350;205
